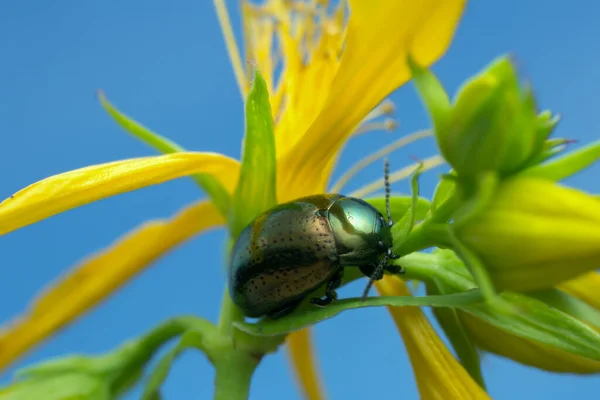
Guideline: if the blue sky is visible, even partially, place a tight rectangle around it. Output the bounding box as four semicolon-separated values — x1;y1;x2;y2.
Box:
1;1;599;399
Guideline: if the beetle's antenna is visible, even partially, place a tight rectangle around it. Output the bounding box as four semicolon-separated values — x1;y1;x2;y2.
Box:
361;254;389;302
361;160;399;301
384;159;393;226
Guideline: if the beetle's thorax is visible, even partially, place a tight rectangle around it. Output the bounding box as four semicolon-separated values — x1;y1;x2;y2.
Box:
327;196;393;266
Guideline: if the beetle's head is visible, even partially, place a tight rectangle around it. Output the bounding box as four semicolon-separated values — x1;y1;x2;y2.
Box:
361;159;402;301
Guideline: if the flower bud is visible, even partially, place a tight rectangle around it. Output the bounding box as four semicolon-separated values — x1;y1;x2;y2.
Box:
456;176;600;291
438;57;553;179
427;249;600;374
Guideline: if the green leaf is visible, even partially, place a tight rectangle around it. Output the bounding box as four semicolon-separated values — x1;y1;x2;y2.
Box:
528;289;600;330
98;92;232;217
234;290;482;336
519;140;600;181
15;316;220;399
463;292;600;361
365;196;431;223
142;330;208;400
230;68;277;238
0;373;110;400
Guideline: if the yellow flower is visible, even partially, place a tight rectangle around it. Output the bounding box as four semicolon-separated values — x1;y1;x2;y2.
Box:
0;0;467;397
456;176;600;291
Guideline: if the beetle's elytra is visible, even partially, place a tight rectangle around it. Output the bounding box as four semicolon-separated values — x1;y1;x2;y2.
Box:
228;162;401;319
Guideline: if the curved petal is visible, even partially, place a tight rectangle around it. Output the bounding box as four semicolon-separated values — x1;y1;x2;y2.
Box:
558;272;600;309
0;201;224;370
0;153;239;235
376;276;490;400
278;0;466;200
286;329;326;400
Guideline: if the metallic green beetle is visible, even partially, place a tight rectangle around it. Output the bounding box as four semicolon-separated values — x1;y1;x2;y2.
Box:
228;162;401;319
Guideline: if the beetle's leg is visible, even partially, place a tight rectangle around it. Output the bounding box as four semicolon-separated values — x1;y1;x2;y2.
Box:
384;264;405;275
363;262;404;277
310;268;343;307
267;297;304;319
359;264;383;280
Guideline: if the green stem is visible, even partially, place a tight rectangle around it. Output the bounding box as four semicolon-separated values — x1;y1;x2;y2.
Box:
395;252;474;291
217;285;244;335
214;351;259;400
430;187;460;223
393;222;452;257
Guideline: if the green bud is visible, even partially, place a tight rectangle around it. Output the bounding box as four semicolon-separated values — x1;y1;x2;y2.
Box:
455;176;600;291
410;56;558;180
447;57;550;177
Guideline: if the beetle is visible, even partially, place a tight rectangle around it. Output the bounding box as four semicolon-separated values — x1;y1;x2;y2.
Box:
228;160;402;319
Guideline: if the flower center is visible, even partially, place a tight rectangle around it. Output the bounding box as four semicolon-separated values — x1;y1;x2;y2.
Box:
242;0;347;153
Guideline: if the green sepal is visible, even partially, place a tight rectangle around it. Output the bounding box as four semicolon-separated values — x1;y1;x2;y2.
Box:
98;92;232;217
229;68;277;239
522;137;570;168
533;110;560;146
407;55;451;133
452;171;498;229
519;140;600;181
430;173;456;216
393;163;424;242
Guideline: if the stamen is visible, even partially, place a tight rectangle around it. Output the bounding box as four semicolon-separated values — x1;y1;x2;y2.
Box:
352;119;398;137
361;99;396;124
330;130;432;193
214;0;249;97
348;155;445;198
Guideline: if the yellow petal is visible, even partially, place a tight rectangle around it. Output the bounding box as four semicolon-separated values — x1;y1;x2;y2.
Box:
278;0;466;200
0;201;224;370
558;272;600;309
376;276;490;400
0;153;239;235
286;329;326;400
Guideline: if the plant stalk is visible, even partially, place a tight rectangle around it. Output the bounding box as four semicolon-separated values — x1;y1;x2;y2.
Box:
214;350;260;400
